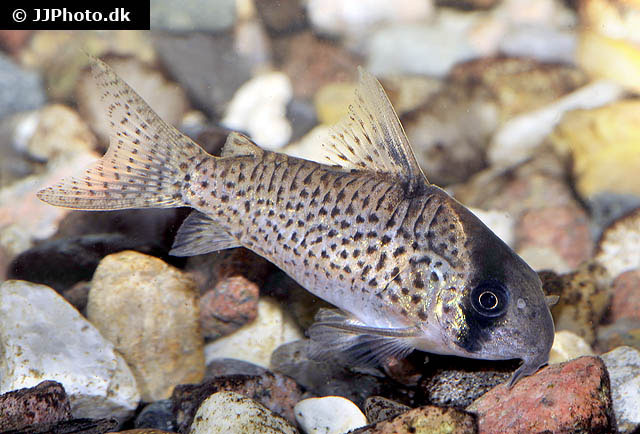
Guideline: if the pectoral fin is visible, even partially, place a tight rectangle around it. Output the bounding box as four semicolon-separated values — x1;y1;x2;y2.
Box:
307;308;418;367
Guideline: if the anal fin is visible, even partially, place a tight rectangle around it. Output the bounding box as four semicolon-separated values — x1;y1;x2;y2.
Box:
170;210;240;256
307;308;418;367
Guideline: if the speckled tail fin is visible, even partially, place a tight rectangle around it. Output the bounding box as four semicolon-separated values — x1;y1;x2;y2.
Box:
308;309;418;367
170;210;240;256
37;57;207;210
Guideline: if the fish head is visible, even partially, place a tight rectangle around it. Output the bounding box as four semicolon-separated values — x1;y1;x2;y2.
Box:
421;191;555;385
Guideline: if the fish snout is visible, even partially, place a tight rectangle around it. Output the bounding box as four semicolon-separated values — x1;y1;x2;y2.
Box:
509;307;555;387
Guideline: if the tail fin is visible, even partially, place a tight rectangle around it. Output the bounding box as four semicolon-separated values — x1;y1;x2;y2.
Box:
37;57;207;210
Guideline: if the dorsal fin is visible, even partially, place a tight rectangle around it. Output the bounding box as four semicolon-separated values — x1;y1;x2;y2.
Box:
221;132;264;158
320;67;428;189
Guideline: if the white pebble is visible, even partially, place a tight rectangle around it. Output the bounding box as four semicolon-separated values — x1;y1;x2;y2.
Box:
222;72;292;151
307;0;433;40
295;396;368;434
0;280;140;422
596;210;640;281
204;296;303;368
548;330;594;364
488;80;625;169
601;346;640;434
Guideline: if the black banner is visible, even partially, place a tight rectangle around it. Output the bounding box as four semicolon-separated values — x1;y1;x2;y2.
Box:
1;3;150;30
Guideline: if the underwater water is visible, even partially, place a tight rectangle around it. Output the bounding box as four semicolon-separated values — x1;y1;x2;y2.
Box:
0;0;639;433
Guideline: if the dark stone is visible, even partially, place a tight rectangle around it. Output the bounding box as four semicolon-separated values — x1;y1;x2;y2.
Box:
172;371;305;432
416;355;520;408
154;33;253;118
0;381;71;432
8;233;165;292
134;399;176;432
62;281;91;314
286;98;317;143
364;396;411;424
0;53;46;121
254;0;307;35
8;206;189;292
1;418;118;434
205;358;269;378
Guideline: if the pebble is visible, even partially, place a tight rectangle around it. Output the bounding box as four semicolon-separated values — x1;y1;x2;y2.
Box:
515;204;593;273
154;32;252;117
353;406;477;434
550;262;610;344
173;371;303;432
550;100;640;200
488;79;624;169
189;391;298;434
548;330;594;364
0;280;140;422
185;247;273;291
277;31;360;100
595;208;640;280
221;71;293;150
0;112;39;187
0;53;46;120
363;396;410;424
588;192;640;239
499;24;576;63
452;149;575;218
76;56;189;145
366;12;480;77
254;0;307;35
313;81;357;125
402;58;586;186
467;356;615;433
8;233;153;292
62;281;91;314
595;318;640;353
205;358;269;378
379;75;443;116
204;296;303;368
294;396;367;434
87;250;204;402
198;275;259;340
0;381;71;432
307;0;432;41
134;399;176;432
417;356;515;408
577;0;640;92
0;30;33;54
111;430;176;434
19;30;156;101
609;269;640;322
286;98;318;143
24;104;97;162
600;346;640;434
24;417;119;434
150;0;236;32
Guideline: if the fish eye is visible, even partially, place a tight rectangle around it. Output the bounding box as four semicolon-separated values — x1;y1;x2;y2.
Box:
471;281;508;318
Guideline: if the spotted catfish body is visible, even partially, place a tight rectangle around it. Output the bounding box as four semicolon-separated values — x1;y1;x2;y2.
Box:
38;58;555;385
